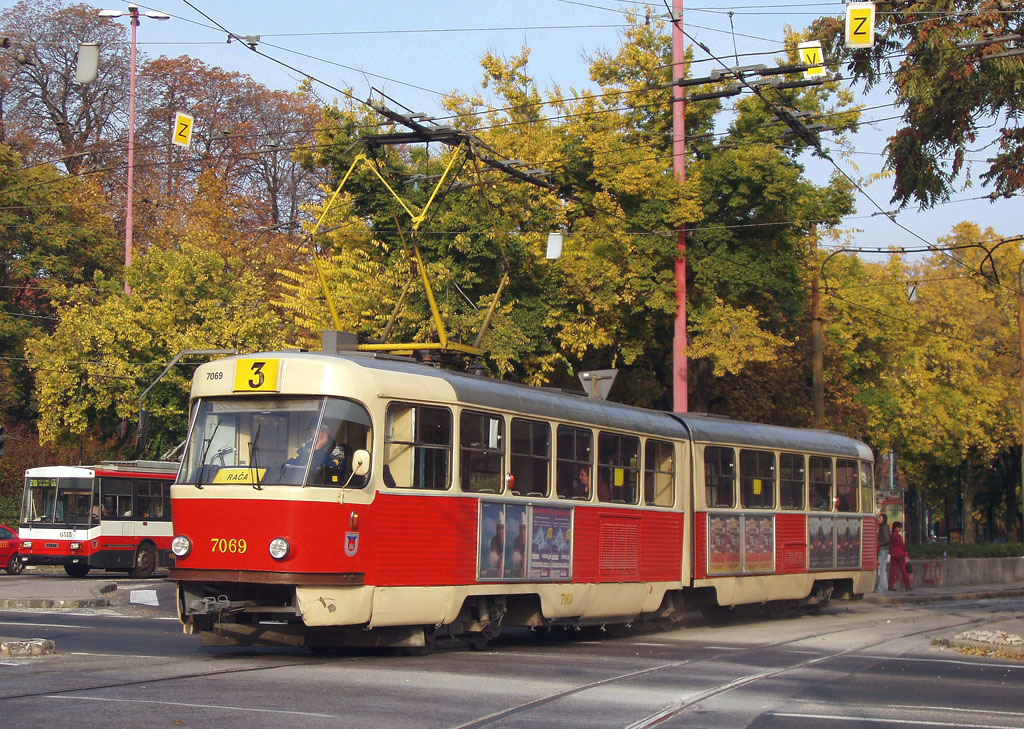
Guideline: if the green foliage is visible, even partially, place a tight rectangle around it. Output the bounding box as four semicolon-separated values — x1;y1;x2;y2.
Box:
0;494;18;529
27;242;288;457
810;1;1024;206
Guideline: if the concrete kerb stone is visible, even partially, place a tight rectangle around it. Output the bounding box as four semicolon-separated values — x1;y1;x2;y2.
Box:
0;597;109;609
0;638;55;657
936;630;1024;657
863;587;1024;606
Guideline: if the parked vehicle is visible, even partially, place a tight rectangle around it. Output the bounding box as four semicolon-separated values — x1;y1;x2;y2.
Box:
0;524;24;575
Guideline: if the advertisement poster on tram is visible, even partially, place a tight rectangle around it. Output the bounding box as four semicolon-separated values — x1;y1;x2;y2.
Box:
478;503;572;581
808;515;835;570
503;504;528;579
708;514;742;574
478;502;507;579
529;506;572;580
835;517;862;568
743;514;776;572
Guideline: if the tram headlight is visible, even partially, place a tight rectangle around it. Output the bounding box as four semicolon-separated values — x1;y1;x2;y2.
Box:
268;537;290;561
171;535;192;558
22;541;32;549
70;542;81;550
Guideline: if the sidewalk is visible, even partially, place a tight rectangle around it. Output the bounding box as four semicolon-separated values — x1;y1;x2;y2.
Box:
864;580;1024;659
0;568;119;610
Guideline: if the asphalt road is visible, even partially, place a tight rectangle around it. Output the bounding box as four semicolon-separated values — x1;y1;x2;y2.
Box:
0;589;1022;729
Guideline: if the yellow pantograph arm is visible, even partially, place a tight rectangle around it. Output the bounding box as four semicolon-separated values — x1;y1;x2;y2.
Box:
307;146;466;333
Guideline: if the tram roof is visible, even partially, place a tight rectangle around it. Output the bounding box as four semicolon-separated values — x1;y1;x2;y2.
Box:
674;413;872;460
332;353;871;458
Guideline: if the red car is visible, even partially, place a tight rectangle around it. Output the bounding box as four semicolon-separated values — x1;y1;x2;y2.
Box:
0;524;25;575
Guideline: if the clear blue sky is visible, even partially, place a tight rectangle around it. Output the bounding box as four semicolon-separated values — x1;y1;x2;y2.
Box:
10;1;1021;254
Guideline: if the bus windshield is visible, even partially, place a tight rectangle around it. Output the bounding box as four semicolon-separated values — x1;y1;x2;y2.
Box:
21;476;95;526
183;396;372;487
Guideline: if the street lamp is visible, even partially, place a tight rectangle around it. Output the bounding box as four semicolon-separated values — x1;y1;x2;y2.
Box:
98;4;170;290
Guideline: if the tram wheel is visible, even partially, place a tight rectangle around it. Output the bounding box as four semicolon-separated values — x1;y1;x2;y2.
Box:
6;553;25;575
64;563;90;578
129;544;156;579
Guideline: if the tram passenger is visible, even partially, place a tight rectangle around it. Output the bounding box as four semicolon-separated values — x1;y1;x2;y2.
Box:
574;466;591;500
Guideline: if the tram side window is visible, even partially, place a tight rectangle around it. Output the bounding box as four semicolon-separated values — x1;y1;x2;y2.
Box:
136;480;170;520
835;459;858;512
510;418;550;497
808;456;833;511
384;403;452;490
460;411;505;493
556;425;592;500
100;478;134;518
739;449;775;509
704;446;735;508
779;452;806;510
860;461;874;514
597;432;640;504
644;439;674;507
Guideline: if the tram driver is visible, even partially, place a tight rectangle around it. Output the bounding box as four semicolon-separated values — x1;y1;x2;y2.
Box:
286;424;349;485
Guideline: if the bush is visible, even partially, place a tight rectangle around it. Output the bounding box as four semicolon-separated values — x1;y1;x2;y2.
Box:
909;542;1024;559
0;494;19;528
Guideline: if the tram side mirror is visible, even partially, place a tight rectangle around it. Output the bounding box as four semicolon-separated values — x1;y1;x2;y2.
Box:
350;449;370;477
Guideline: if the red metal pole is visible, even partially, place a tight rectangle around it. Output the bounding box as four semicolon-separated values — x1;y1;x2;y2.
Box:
671;0;688;412
125;6;138;293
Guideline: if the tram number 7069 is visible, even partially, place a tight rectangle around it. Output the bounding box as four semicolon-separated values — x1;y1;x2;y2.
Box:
210;537;248;554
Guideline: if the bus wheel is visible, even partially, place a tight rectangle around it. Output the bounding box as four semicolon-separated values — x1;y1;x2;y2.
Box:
6;554;25;575
64;563;90;578
129;544;156;579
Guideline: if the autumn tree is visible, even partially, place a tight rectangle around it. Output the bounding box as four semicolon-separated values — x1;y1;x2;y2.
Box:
0;0;130;173
821;223;1021;541
280;17;861;420
133;56;327;248
810;0;1024;207
27;241;289;457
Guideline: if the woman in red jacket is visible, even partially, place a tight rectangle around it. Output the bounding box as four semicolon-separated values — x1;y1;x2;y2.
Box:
888;521;912;590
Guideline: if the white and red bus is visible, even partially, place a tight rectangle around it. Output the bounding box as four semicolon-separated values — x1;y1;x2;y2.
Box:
168;349;875;650
19;461;179;578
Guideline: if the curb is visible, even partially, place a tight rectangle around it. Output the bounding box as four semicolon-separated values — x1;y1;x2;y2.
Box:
0;638;55;657
863;588;1024;605
936;637;1024;656
0;597;110;609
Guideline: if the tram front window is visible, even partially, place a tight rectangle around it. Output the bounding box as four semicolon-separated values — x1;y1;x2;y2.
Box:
184;396;372;487
21;477;94;525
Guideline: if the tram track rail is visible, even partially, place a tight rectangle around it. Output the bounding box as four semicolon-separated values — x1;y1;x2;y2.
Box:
450;609;1017;729
0;605;1018;728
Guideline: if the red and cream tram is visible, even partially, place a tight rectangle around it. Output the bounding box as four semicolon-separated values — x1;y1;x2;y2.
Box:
169;347;875;649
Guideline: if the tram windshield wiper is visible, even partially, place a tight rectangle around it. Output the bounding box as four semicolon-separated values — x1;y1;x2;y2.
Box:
249;423;263;490
194;419;220;490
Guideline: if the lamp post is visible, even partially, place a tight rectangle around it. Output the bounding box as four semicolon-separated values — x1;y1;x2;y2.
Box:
98;4;169;291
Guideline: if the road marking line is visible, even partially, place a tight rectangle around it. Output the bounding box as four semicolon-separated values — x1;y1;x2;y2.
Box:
47;695;336;718
0;621;93;629
770;712;1023;729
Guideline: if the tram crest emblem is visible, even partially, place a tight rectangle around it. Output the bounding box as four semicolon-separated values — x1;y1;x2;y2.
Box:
344;531;359;557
